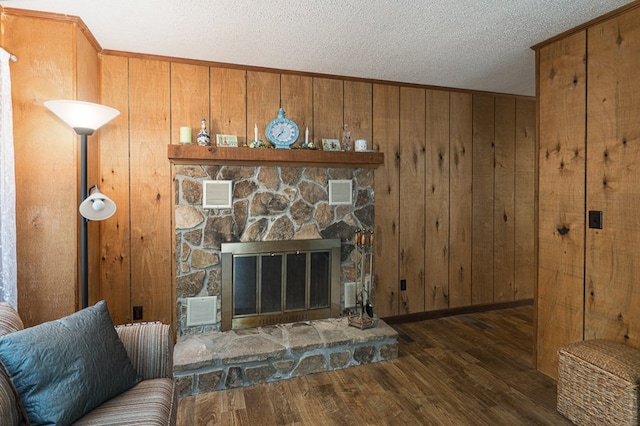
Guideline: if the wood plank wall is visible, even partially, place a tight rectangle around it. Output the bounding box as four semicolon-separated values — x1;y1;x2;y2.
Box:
1;13;99;326
3;10;535;327
535;3;640;379
585;5;640;348
536;30;587;378
99;56;132;323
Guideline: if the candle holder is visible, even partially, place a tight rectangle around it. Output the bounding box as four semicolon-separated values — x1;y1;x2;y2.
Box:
248;139;273;149
294;141;319;150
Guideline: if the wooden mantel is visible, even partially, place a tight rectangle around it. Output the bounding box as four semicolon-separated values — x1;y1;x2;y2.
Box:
167;144;384;168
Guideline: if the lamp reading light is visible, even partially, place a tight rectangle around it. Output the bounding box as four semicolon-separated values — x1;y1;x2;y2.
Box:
79;185;117;221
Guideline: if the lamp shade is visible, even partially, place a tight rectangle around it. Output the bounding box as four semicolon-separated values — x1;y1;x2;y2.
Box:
79;187;117;221
44;100;120;135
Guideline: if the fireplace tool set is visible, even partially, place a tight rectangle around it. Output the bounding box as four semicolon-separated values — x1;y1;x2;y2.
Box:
348;228;375;329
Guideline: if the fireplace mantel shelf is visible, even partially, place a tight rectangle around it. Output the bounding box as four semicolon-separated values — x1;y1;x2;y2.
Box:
168;144;384;168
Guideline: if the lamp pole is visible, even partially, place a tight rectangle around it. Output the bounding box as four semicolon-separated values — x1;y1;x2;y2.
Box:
80;131;90;308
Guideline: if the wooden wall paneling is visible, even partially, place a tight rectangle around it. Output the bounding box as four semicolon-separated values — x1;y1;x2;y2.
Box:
425;89;450;310
170;63;210;145
128;58;172;324
5;15;78;325
536;30;587;378
281;74;313;147
210;67;247;143
75;27;99;103
313;78;344;141
343;81;373;145
449;92;473;308
99;55;132;325
471;94;495;305
493;96;516;302
373;84;400;317
585;9;640;349
514;98;536;300
398;87;426;314
247;71;281;144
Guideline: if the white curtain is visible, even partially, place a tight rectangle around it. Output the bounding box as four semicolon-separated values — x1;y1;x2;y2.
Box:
0;48;17;308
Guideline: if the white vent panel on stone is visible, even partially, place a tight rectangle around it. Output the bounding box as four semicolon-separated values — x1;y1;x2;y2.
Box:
329;180;352;205
344;282;357;308
186;296;218;326
203;180;232;209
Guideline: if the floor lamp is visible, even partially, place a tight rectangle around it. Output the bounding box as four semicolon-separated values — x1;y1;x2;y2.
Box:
44;100;120;309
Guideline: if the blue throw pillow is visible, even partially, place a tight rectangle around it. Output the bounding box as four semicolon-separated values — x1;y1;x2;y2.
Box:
0;300;140;425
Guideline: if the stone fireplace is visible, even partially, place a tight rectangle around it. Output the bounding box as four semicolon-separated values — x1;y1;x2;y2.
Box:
171;151;398;396
174;163;375;337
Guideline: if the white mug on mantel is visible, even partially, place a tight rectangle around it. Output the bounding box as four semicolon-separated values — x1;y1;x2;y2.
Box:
355;139;368;151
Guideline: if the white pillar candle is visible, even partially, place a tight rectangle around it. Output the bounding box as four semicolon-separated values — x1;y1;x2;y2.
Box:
254;124;258;141
179;127;192;144
305;126;309;144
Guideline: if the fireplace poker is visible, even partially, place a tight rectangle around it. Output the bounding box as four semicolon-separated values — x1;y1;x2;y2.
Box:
354;228;361;315
366;230;374;318
361;231;367;315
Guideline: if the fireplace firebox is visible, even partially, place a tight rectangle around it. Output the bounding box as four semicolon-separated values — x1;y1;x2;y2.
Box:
221;239;342;331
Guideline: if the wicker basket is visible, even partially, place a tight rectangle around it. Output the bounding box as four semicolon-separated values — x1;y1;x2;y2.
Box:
557;339;640;426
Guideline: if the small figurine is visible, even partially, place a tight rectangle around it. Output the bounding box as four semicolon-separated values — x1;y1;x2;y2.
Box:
197;119;211;146
342;124;352;151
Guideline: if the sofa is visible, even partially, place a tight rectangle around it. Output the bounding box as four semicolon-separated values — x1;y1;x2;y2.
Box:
0;301;177;425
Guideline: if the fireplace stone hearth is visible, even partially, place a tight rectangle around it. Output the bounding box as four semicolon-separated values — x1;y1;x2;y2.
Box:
173;316;398;395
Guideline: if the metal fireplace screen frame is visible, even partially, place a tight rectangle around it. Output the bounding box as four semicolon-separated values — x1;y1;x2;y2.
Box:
221;239;341;331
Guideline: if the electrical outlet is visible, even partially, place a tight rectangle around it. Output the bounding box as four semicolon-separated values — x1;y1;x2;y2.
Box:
133;305;143;320
400;279;407;291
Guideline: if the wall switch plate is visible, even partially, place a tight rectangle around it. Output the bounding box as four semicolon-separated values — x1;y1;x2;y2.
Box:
588;210;603;229
133;305;143;320
400;279;407;291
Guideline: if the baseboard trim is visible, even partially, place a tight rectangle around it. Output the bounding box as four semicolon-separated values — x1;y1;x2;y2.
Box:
381;298;534;325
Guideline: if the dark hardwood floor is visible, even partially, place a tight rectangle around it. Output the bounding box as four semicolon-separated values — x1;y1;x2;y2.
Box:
177;305;571;425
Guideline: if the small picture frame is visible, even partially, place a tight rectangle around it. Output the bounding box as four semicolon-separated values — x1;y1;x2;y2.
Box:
216;134;238;147
322;139;341;151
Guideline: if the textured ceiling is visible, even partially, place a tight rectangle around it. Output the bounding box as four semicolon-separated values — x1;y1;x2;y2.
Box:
0;0;633;96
